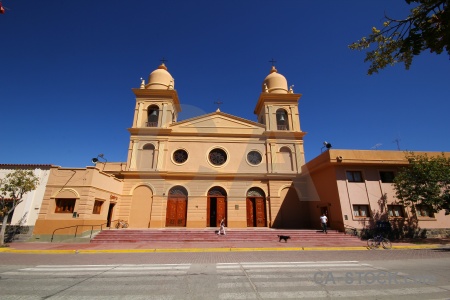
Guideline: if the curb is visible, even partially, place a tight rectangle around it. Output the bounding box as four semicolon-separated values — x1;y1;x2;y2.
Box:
0;244;443;254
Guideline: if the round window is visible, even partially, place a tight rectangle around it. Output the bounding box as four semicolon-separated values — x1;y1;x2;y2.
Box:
247;151;262;165
173;149;188;164
209;148;227;166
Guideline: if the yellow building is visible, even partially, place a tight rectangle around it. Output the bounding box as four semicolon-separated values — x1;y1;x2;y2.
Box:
32;63;450;240
33;64;309;238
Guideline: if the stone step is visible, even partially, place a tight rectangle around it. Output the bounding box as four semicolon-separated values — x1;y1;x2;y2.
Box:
91;229;359;244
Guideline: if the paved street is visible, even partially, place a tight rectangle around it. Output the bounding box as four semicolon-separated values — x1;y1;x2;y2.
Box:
1;249;449;299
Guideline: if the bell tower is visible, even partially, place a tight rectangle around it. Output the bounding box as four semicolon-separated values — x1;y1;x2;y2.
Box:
254;65;306;174
131;63;181;129
254;66;302;132
126;63;182;171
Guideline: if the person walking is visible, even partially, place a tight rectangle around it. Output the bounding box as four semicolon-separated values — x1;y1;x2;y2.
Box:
217;218;226;235
320;213;328;233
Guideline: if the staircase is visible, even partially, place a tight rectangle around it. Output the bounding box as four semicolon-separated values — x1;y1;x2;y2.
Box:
90;228;364;246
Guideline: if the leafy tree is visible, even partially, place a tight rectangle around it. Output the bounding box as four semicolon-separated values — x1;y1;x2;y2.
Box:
394;152;450;215
349;0;449;75
0;170;39;246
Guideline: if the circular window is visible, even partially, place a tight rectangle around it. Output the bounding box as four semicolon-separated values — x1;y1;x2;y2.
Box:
209;148;227;166
173;149;188;164
247;151;262;165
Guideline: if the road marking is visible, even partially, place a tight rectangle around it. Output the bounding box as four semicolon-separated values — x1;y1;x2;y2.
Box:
219;286;450;299
217;261;367;269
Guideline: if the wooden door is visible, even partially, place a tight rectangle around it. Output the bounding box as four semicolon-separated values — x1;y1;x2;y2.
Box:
255;197;266;227
166;197;187;227
176;199;187;227
207;197;226;227
246;197;266;227
216;197;226;226
246;198;255;227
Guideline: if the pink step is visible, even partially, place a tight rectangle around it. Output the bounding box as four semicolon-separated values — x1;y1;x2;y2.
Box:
90;229;360;244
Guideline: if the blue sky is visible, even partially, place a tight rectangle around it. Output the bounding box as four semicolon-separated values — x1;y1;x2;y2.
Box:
1;1;449;167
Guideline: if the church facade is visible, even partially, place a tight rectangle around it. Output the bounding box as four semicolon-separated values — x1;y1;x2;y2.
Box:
30;63;450;240
33;64;311;237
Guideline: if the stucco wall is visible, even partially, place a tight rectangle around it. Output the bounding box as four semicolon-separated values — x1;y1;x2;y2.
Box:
33;167;123;235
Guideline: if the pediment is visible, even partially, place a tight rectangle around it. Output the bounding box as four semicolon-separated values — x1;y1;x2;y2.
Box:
171;112;265;135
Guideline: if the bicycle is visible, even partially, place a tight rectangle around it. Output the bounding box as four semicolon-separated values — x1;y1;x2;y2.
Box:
115;219;129;229
367;234;392;249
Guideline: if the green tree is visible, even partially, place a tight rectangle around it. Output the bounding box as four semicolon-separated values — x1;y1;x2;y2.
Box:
394;152;450;215
0;170;39;246
349;0;449;75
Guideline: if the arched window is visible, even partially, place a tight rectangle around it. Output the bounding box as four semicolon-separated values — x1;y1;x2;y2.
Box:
276;109;289;130
141;143;156;169
208;186;227;196
169;186;188;197
279;147;294;171
147;105;159;127
143;144;155;150
247;187;265;198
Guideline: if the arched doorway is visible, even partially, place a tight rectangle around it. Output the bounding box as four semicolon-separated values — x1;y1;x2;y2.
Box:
246;187;267;227
165;186;188;227
129;185;153;228
207;187;227;227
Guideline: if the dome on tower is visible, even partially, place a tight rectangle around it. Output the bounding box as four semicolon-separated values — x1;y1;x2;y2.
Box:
262;66;288;94
146;63;175;90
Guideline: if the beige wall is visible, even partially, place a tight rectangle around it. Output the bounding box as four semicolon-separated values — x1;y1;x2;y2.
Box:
33;166;123;235
120;178;274;229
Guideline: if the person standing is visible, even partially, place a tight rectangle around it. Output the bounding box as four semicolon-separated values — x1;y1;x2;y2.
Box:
320;214;328;233
217;218;226;235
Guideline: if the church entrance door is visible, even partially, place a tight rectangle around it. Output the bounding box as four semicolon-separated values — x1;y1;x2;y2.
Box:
246;197;266;227
165;197;187;227
107;203;115;227
207;196;227;227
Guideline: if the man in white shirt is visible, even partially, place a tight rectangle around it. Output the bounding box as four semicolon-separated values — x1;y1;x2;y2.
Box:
320;214;328;234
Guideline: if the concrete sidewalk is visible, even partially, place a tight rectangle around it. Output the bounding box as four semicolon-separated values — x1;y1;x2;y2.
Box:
1;238;448;254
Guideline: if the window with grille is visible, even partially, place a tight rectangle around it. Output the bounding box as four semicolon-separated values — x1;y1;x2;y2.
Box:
387;205;404;217
247;150;262;165
55;199;76;213
173;149;188;164
92;200;103;214
209;148;227;166
353;205;369;217
416;204;435;218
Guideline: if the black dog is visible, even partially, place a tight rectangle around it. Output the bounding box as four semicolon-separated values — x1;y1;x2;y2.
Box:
277;235;291;242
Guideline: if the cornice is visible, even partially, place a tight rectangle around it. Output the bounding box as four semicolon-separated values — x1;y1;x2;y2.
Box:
128;128;173;135
128;128;306;139
118;171;300;181
264;131;307;139
132;88;181;112
254;92;302;114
